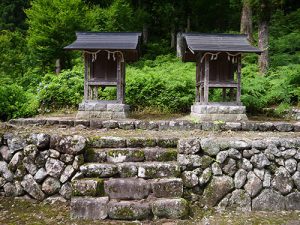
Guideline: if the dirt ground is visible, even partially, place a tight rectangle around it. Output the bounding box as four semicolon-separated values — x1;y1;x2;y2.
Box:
1;121;299;140
0;197;299;225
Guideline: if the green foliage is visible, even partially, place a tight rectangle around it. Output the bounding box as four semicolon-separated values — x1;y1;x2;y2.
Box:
125;55;195;113
0;30;28;83
0;84;38;121
26;0;89;68
38;66;84;111
88;0;135;32
241;63;300;113
0;0;29;31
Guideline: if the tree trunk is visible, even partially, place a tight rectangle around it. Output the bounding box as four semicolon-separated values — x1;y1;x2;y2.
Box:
170;26;176;48
258;20;269;74
176;32;183;58
240;0;254;43
143;24;148;44
55;58;61;75
185;16;190;32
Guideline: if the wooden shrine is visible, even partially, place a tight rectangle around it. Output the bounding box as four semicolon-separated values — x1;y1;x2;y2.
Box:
65;32;142;119
180;33;261;121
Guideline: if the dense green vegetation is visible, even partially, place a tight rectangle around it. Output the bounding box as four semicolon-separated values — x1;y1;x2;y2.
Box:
0;0;299;120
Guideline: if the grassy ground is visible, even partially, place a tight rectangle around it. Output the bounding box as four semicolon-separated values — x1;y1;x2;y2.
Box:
0;197;299;225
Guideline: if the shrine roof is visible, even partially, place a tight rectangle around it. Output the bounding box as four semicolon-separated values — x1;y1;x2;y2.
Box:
64;32;142;50
183;33;261;53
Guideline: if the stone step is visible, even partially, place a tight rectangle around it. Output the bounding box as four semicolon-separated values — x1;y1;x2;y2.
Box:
72;178;105;197
72;177;183;199
84;147;178;163
71;197;189;220
88;136;178;148
71;197;109;220
80;162;180;179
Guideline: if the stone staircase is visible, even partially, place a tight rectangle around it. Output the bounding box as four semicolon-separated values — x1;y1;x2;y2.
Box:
70;137;189;221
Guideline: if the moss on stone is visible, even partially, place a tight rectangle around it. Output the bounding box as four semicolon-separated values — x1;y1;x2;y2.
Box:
115;207;135;219
157;149;177;161
131;150;145;159
200;155;214;169
84;147;95;162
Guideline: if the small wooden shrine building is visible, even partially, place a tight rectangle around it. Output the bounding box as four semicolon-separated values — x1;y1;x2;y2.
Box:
180;33;261;121
65;32;142;119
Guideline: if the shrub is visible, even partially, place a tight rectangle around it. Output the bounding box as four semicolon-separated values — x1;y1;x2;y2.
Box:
125;55;195;113
38;65;84;111
0;84;38;121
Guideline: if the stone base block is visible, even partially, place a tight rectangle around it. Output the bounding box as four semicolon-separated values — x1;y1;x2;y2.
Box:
77;101;129;119
71;197;109;220
191;104;248;122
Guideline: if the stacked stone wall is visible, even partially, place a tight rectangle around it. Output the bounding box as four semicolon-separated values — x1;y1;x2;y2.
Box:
0;132;300;219
0;133;86;201
178;137;300;211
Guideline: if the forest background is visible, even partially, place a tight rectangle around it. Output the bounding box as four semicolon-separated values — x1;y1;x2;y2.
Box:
0;0;299;121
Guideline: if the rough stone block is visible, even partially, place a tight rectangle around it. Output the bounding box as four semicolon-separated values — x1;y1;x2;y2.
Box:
274;122;293;132
72;178;105;197
156;138;178;148
107;104;129;112
137;162;180;179
117;163;138;178
108;200;151;220
126;137;156;148
89;137;126;148
252;189;285;211
152;178;183;198
285;192;300;210
203;175;234;207
151;198;189;219
80;163;118;178
89;120;103;129
102;120;119;129
144;147;177;162
107;148;145;163
178;138;201;154
74;120;90;127
118;121;135;130
71;197;109;220
104;178;150;200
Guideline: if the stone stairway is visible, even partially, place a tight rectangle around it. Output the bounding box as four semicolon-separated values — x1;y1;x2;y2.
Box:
70;137;189;221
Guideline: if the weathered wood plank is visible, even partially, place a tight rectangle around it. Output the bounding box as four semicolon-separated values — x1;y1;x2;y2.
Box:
204;55;209;104
236;55;241;105
84;53;89;101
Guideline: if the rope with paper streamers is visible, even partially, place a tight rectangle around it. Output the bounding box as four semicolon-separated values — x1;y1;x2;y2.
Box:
200;52;241;63
83;50;124;62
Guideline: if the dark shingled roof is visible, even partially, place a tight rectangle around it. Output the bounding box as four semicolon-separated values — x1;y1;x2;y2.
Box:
64;32;142;50
183;33;261;53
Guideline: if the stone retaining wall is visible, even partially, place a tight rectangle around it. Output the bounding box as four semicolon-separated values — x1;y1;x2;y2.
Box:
179;137;300;211
9;118;300;132
1;133;300;219
0;133;86;201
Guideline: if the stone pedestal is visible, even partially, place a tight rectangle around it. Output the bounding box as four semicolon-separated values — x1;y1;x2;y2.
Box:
76;101;129;119
191;103;248;122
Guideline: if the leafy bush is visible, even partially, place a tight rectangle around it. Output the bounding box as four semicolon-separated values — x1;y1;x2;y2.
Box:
38;65;84;111
125;55;195;113
0;84;38;121
241;63;300;113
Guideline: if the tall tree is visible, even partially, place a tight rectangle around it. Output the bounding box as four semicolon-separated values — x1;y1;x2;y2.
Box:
257;0;271;74
240;0;254;43
0;0;29;31
26;0;89;70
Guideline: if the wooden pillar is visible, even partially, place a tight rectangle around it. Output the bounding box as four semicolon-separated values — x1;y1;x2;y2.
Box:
222;88;227;101
204;55;209;104
120;61;125;104
195;53;201;102
84;53;89;101
236;55;241;105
